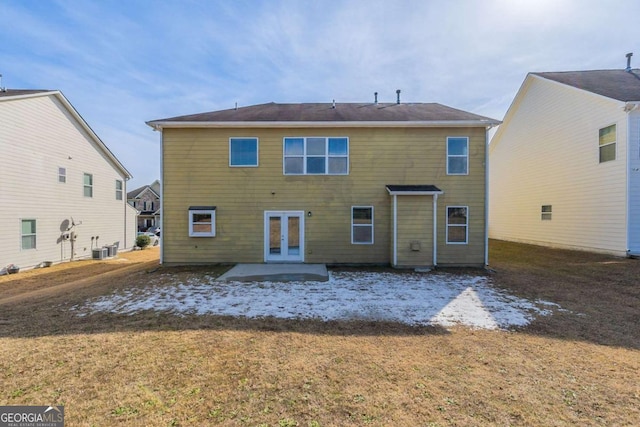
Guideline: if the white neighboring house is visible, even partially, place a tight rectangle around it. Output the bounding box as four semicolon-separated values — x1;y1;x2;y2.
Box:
490;66;640;256
0;89;138;273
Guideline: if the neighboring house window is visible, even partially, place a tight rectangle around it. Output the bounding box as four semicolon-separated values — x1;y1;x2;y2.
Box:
58;167;66;183
541;205;552;220
189;207;216;237
599;124;616;163
83;173;93;197
447;137;469;175
229;137;259;166
115;180;123;200
352;206;374;244
21;219;36;250
447;206;468;244
283;137;349;175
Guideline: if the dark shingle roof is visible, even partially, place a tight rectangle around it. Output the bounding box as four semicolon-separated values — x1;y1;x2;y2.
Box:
532;69;640;102
0;89;51;98
149;102;499;124
386;185;442;193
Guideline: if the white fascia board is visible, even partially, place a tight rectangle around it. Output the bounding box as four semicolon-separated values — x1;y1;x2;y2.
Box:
52;92;134;180
147;120;501;131
531;74;629;107
9;90;134;179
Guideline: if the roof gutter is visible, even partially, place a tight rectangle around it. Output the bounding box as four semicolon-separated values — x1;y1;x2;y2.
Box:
146;119;501;131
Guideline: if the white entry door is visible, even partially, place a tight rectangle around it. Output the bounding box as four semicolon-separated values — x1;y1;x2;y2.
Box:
264;211;304;262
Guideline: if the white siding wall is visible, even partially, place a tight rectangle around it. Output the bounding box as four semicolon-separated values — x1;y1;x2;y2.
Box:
489;77;629;255
0;94;133;271
627;110;640;253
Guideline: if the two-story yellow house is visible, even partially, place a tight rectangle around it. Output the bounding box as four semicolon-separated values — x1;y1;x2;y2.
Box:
147;101;499;268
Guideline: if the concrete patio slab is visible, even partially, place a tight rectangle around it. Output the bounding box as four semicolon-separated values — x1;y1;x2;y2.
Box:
217;263;329;282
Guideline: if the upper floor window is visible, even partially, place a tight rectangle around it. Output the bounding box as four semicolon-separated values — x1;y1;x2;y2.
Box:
446;206;468;244
284;137;349;175
83;173;93;197
21;219;37;250
447;137;469;175
230;137;259;167
115;180;123;200
58;167;66;183
352;206;374;244
599;124;616;163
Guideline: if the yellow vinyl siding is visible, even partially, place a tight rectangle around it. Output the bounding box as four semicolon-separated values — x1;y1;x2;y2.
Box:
395;196;433;267
162;126;487;266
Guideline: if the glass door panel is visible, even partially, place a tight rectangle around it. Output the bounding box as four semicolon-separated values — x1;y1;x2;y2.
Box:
287;216;300;255
269;217;281;254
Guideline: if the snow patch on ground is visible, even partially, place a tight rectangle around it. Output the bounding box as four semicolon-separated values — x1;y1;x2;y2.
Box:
71;271;560;330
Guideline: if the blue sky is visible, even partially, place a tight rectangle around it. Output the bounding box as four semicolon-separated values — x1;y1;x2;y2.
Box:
3;0;640;188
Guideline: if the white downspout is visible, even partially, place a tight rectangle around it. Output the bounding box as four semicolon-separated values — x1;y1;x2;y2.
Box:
625;103;638;254
433;193;438;266
159;130;164;265
393;194;398;266
485;126;491;267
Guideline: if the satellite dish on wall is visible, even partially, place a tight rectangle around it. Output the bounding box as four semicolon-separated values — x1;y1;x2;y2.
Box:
60;219;70;232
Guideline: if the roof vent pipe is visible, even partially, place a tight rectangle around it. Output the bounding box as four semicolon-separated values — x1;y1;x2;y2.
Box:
626;52;633;72
332;99;336;109
396;89;401;104
374;92;378;104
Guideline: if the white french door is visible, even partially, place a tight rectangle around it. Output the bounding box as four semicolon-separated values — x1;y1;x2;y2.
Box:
264;211;304;262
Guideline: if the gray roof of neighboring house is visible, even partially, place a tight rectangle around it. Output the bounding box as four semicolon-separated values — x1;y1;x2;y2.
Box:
148;102;500;126
0;89;50;97
532;69;640;102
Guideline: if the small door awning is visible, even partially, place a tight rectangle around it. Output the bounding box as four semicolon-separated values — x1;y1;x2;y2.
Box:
386;185;443;196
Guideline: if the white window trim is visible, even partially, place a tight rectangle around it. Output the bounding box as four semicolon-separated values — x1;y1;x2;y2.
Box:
83;173;93;198
446;136;469;175
58;167;66;183
189;207;216;237
229;137;259;167
115;180;123;200
446;206;468;244
351;206;374;244
283;136;349;175
598;123;616;163
21;218;37;250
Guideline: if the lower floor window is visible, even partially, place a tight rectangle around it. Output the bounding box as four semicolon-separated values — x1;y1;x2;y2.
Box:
189;206;216;237
21;219;37;249
541;205;552;220
446;206;468;244
352;206;374;244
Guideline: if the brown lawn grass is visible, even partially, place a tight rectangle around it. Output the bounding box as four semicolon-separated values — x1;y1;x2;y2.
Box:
0;241;639;426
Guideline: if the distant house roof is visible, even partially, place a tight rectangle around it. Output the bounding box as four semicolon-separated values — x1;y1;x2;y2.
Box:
0;89;132;179
148;102;500;129
127;180;160;199
532;69;640;102
0;89;50;98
